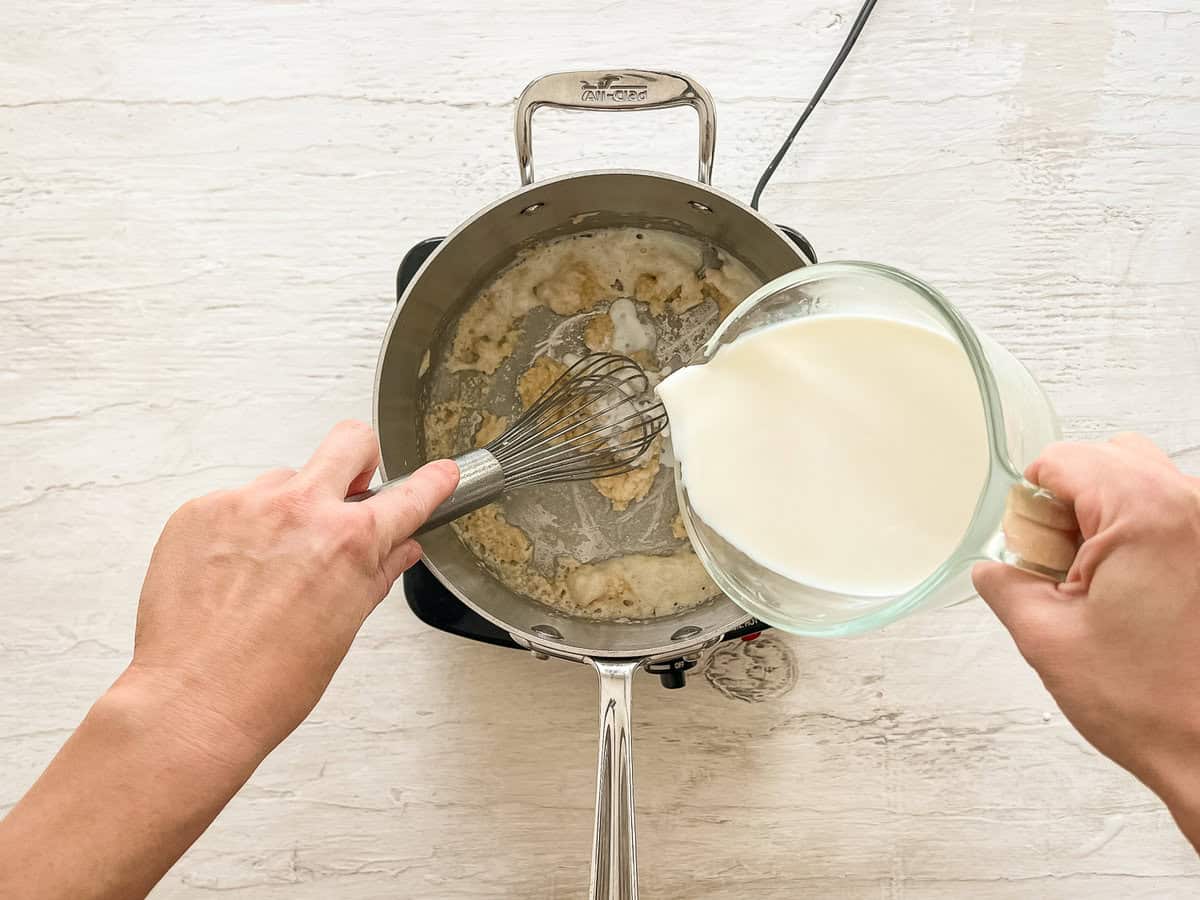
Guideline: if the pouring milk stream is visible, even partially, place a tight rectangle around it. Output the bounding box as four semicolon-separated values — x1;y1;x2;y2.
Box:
655;261;1081;637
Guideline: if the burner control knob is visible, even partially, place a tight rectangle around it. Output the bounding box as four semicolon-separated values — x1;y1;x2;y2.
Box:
658;668;688;690
646;657;697;690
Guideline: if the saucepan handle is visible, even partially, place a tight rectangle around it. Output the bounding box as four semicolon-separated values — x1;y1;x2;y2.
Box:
514;69;716;186
1000;482;1081;580
589;658;641;900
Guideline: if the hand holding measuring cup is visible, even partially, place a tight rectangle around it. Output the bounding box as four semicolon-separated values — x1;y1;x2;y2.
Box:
657;260;1200;851
975;435;1200;851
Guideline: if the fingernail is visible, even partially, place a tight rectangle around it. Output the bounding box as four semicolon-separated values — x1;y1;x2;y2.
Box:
428;459;460;481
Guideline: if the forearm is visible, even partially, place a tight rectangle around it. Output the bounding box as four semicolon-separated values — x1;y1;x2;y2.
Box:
0;672;261;900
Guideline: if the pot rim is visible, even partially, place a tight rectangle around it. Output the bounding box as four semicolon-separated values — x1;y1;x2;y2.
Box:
373;167;799;660
374;166;806;399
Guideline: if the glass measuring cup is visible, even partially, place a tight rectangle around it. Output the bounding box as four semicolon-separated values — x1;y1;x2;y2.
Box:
668;261;1081;637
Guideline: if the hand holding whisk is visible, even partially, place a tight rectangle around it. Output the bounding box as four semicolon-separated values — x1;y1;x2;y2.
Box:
349;353;667;534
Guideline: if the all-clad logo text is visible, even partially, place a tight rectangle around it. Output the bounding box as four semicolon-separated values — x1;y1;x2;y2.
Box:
580;75;648;103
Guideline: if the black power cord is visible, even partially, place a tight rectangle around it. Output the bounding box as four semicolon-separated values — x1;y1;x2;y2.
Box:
750;0;880;211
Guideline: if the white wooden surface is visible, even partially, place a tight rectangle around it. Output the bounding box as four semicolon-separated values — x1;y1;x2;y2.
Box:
3;1;1199;897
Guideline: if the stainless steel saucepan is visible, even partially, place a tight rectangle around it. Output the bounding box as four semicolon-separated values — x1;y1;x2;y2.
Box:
373;69;810;900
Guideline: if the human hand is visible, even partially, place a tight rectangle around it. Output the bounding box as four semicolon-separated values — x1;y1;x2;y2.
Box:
0;421;459;900
116;420;459;771
973;434;1200;848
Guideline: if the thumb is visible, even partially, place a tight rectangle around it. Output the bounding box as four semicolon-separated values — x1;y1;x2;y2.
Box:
973;561;1073;666
368;459;460;550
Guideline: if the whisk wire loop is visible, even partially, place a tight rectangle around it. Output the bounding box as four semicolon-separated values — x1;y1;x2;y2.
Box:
487;353;667;489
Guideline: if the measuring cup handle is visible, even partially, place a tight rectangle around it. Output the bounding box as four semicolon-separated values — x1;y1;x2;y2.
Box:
1000;482;1081;580
514;69;716;186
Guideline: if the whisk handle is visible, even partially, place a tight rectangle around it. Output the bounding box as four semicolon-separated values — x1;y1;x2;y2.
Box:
346;448;505;536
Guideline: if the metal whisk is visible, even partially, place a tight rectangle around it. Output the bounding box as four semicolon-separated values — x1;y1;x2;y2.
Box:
349;353;667;534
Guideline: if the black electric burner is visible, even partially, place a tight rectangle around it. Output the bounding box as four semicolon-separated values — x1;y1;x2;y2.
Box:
399;225;815;688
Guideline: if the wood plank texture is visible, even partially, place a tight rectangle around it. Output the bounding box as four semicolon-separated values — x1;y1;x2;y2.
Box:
2;1;1198;897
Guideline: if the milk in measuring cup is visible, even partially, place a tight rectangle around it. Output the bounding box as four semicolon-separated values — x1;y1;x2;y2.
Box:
655;315;990;597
